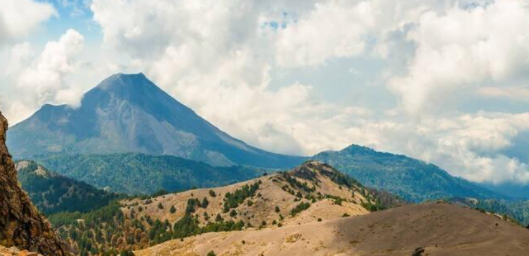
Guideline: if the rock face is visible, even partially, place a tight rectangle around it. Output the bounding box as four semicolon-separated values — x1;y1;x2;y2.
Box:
0;113;68;256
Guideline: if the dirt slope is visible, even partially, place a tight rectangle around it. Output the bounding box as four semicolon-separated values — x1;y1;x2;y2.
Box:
54;161;401;254
121;161;389;230
136;202;529;256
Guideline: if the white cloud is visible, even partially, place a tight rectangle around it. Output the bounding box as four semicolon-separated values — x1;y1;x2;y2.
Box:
274;0;373;67
358;113;529;184
477;86;529;103
3;29;85;123
0;0;56;46
69;0;529;185
389;0;529;114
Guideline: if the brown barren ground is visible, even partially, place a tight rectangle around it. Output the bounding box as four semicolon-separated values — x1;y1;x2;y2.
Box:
136;202;529;256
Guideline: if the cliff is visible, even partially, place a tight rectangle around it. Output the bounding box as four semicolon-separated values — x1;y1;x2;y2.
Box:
0;112;68;255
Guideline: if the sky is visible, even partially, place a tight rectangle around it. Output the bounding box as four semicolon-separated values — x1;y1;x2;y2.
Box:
1;0;529;185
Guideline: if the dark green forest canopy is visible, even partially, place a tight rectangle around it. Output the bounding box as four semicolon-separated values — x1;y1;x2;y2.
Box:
33;153;263;195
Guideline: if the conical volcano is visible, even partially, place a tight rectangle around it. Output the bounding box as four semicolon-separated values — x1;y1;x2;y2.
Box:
7;73;305;168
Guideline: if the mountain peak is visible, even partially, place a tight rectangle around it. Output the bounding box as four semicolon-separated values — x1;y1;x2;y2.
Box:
95;72;156;92
109;72;148;81
8;73;306;168
289;160;357;187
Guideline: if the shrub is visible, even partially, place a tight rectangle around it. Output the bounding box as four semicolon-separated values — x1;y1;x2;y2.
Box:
215;214;223;222
290;202;311;216
223;182;260;210
201;197;209;208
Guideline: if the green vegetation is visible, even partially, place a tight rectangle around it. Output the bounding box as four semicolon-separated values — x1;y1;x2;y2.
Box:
313;145;501;202
185;198;200;214
49;196;249;255
290;202;311;216
16;161;120;215
223;181;261;212
34;153;261;195
201;197;209;208
361;201;385;212
448;198;529;226
281;172;315;193
49;201;127;255
172;214;200;239
325;195;345;206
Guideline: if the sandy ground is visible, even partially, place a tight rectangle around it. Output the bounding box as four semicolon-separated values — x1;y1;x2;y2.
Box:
136;202;529;256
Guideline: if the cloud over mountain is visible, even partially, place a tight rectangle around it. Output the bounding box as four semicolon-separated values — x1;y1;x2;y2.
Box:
2;0;529;185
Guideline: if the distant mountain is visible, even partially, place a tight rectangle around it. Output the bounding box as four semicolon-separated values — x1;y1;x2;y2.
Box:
7;73;305;168
16;160;120;215
313;144;503;202
481;183;529;200
447;197;529;226
34;153;263;195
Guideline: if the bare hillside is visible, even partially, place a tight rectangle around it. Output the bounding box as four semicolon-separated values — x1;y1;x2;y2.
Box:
136;202;529;256
121;161;390;229
55;161;397;253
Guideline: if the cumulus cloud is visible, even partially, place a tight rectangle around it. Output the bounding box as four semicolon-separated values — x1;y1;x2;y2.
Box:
3;29;85;123
357;113;529;184
85;0;529;185
389;0;529;114
274;0;373;67
478;86;529;103
0;0;56;46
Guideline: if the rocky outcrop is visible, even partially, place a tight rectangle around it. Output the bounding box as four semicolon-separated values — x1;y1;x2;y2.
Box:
0;244;43;256
0;112;68;256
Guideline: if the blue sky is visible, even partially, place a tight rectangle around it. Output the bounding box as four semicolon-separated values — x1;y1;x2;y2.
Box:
2;0;529;185
31;0;97;43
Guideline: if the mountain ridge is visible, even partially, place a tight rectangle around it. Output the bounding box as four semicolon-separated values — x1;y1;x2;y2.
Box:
313;144;503;202
33;152;263;195
8;73;306;168
16;160;120;215
50;161;397;254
